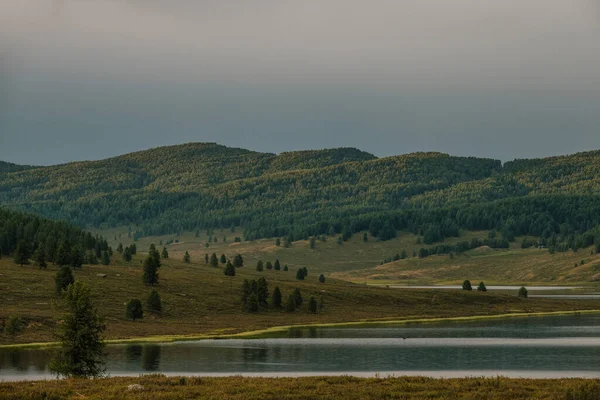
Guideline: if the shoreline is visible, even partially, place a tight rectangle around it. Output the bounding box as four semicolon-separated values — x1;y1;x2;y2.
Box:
3;308;600;350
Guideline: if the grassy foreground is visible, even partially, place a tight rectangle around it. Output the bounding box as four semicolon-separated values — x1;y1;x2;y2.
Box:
2;375;600;400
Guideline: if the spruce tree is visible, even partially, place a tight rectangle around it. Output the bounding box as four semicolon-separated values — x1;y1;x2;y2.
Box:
101;250;110;266
205;254;209;264
319;274;325;283
266;261;273;270
13;240;30;266
49;282;106;378
224;260;236;276
220;254;227;264
233;254;244;268
308;296;318;314
210;253;218;267
33;244;47;269
293;288;303;306
147;290;162;313
126;299;144;321
184;251;191;264
285;294;296;312
283;265;289;271
161;247;169;259
55;266;74;295
247;293;259;313
256;260;264;272
462;280;472;291
257;277;269;305
477;282;487;292
123;247;132;262
272;286;282;308
296;268;305;280
274;259;281;270
143;256;159;286
70;245;83;269
518;286;528;298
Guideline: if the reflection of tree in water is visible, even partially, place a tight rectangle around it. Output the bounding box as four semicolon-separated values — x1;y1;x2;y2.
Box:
33;349;51;372
141;345;162;371
125;345;143;363
242;346;268;364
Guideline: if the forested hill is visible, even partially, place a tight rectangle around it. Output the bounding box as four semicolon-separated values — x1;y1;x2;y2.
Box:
1;143;599;247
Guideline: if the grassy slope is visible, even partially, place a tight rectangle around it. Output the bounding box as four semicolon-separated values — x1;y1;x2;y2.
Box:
3;243;600;346
1;376;599;400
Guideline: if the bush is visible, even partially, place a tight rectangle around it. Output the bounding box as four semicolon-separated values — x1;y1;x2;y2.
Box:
126;299;144;321
4;315;23;336
518;286;528;298
319;274;326;283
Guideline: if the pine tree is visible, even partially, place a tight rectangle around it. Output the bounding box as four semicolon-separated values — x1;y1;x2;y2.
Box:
233;254;244;268
147;290;162;313
257;277;269;305
205;254;209;264
241;280;252;305
70;245;83;269
224;260;236;276
184;251;191;264
210;253;218;267
296;269;305;280
220;254;227;264
117;243;123;253
308;296;318;314
123;247;132;262
33;244;47;269
101;250;110;266
274;259;281;270
55;266;74;295
247;293;259;313
272;286;282;308
256;260;264;272
126;299;144;321
283;265;289;272
477;282;487;292
518;286;528;298
293;288;303;306
143;256;159;286
363;232;368;242
13;240;30;266
266;261;273;270
285;294;296;312
161;247;169;259
49;282;106;378
275;238;281;247
462;280;472;291
319;274;325;283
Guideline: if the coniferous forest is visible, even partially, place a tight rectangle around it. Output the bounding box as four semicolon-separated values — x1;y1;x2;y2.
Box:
1;143;600;250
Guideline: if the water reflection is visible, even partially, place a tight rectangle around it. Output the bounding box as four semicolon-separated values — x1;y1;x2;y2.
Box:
141;345;161;371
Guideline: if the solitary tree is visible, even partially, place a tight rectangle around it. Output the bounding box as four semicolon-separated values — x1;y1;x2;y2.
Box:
274;259;281;271
272;286;282;308
462;280;472;291
518;286;528;298
143;256;159;286
224;260;236;276
233;254;244;268
33;244;47;269
147;289;162;313
293;288;303;306
477;282;487;292
284;294;296;312
55;266;75;295
308;296;318;314
319;274;326;283
210;253;218;267
49;282;106;378
13;240;30;266
283;265;289;272
184;251;191;264
126;299;144;321
256;260;264;272
161;247;169;259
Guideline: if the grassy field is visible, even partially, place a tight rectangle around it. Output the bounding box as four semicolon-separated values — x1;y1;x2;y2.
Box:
3;246;600;346
2;375;600;399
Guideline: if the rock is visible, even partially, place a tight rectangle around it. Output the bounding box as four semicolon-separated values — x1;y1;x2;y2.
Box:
96;273;107;278
116;274;121;277
127;384;144;391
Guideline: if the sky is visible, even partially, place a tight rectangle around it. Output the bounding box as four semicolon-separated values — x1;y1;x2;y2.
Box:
1;0;600;165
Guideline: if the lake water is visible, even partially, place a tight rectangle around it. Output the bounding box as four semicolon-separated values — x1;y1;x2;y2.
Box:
3;314;600;380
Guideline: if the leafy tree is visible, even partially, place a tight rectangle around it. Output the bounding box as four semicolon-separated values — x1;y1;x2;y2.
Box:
518;286;528;298
184;251;191;264
70;245;83;269
247;293;259;313
257;277;269;305
293;288;303;306
49;282;106;378
101;250;110;266
274;259;281;270
272;286;282;308
256;260;264;271
33;244;47;269
308;297;318;314
462;280;472;291
220;254;227;264
4;315;23;336
147;290;162;313
296;269;305;280
55;266;75;295
266;261;273;270
284;294;297;312
319;274;326;283
224;260;236;276
161;247;169;259
126;299;144;321
477;282;487;292
210;253;218;267
143;256;159;286
13;240;30;266
233;254;244;268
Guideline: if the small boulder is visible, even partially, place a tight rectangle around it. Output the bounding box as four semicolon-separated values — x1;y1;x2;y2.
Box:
127;384;144;391
96;273;107;278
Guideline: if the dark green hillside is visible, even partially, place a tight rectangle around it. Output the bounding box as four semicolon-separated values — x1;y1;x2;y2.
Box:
0;161;36;173
266;147;377;172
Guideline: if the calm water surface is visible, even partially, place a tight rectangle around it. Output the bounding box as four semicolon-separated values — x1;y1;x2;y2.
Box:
3;314;600;380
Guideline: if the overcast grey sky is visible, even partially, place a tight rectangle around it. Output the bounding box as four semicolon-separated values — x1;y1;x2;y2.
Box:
1;0;599;165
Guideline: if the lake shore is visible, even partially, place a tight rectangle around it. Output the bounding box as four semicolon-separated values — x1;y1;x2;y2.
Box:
3;308;600;350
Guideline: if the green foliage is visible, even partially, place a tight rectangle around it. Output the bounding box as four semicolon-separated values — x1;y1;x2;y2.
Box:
284;294;296;312
101;250;110;266
246;293;259;313
274;259;281;270
266;261;273;270
161;247;169;259
257;277;269;305
33;244;47;269
296;268;305;280
319;274;326;283
224;260;236;276
308;296;318;314
293;288;303;307
13;240;30;266
55;266;74;295
4;315;23;336
220;254;226;264
143;256;159;286
462;280;472;291
147;290;162;313
283;265;288;271
233;254;244;268
49;281;106;378
209;253;218;267
184;251;191;264
126;299;144;321
477;282;487;292
70;245;83;268
256;260;264;272
518;287;528;298
272;286;282;308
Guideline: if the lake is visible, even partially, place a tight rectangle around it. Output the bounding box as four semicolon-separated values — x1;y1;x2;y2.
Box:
3;314;600;381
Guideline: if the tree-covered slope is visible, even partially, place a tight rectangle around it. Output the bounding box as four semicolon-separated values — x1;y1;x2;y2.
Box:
1;143;599;246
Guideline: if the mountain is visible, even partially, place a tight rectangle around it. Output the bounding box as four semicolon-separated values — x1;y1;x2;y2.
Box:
0;161;37;174
0;143;599;250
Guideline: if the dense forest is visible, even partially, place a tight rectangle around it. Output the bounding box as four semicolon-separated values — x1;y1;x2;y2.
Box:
1;143;600;248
